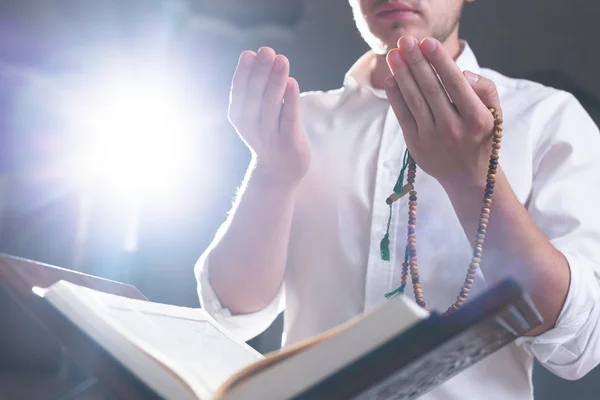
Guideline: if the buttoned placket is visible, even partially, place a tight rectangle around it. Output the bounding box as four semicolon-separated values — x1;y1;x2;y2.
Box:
364;104;407;311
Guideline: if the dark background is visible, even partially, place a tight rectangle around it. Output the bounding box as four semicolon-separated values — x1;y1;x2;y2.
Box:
0;1;598;399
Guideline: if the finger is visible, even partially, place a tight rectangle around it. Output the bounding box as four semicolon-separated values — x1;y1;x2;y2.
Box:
228;50;256;124
260;55;290;132
384;76;417;136
279;77;300;136
464;71;501;116
243;47;277;124
420;38;486;117
399;36;455;122
387;48;434;130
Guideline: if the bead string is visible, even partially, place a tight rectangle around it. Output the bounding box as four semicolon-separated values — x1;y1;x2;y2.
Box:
382;107;503;316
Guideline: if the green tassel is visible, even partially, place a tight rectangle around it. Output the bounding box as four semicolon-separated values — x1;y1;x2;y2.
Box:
393;149;411;194
383;149;413;298
385;284;406;299
380;149;411;262
380;233;391;261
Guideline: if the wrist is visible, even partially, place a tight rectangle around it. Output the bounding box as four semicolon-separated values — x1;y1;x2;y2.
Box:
441;166;507;205
438;173;487;200
250;162;303;192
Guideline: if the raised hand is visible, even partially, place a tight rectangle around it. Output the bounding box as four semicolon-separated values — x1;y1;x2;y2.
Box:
228;47;310;188
384;35;502;190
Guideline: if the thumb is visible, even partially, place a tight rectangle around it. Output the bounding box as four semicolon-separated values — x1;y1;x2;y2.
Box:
464;70;502;116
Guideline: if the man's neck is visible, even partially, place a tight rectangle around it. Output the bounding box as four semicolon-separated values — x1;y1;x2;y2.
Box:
371;34;463;90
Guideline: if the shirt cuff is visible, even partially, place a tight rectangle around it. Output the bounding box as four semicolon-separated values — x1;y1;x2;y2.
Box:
195;254;285;343
517;250;600;379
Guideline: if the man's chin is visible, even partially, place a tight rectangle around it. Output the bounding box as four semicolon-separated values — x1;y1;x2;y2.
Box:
384;27;424;46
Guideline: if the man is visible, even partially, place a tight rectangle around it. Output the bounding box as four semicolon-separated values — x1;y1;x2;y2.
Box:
195;0;600;398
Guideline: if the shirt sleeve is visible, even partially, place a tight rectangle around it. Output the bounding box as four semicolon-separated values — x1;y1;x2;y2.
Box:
517;90;600;380
194;252;286;343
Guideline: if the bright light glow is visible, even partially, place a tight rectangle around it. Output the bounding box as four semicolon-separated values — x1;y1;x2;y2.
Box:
67;62;198;197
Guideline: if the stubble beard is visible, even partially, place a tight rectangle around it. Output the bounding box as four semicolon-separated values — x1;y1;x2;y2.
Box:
387;4;463;50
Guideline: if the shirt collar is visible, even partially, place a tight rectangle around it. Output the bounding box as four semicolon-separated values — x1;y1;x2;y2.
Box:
342;40;481;100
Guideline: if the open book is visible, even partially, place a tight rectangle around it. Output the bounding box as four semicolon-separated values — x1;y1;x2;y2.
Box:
36;279;541;400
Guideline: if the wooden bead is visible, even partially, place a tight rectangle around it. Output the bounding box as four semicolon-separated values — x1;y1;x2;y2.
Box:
395;106;500;313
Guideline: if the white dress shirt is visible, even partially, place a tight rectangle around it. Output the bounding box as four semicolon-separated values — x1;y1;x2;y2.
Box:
196;42;600;399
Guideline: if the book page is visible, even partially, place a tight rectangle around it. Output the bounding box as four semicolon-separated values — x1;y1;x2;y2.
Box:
50;282;263;396
217;295;429;400
106;308;261;394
